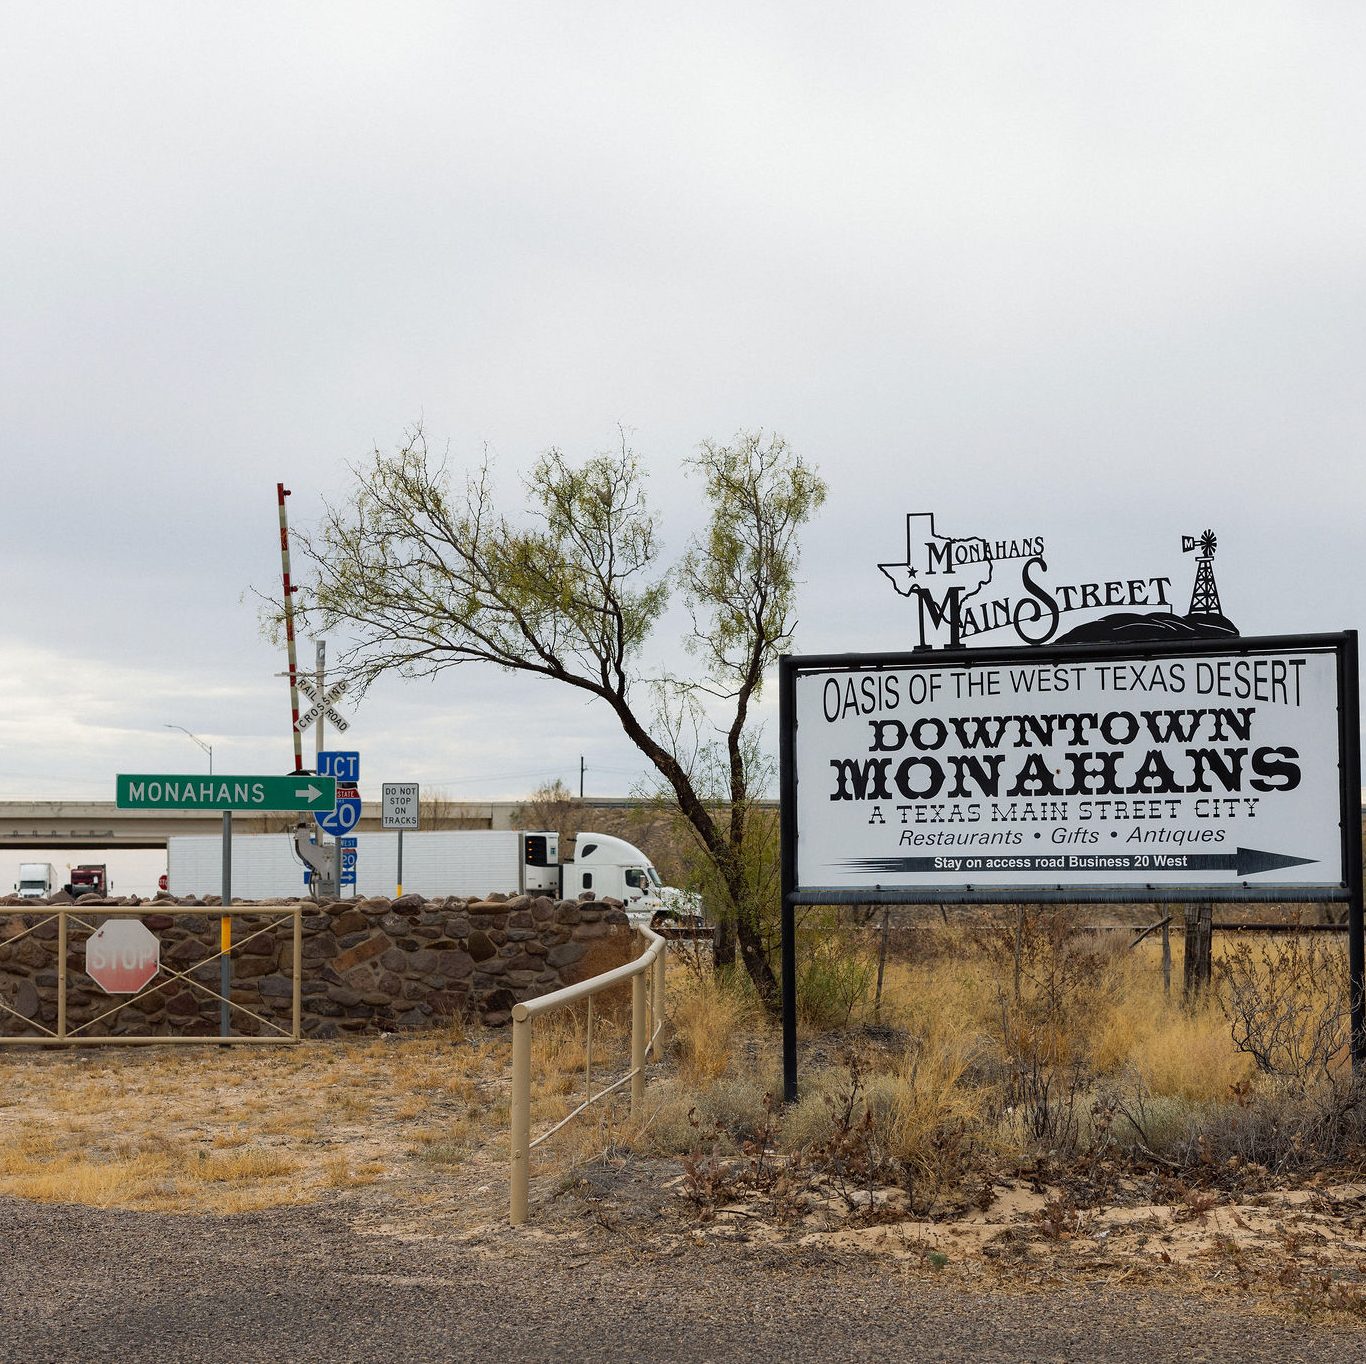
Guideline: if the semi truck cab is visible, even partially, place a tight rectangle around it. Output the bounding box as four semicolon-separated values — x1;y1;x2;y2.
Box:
16;863;56;898
565;833;666;912
65;865;109;898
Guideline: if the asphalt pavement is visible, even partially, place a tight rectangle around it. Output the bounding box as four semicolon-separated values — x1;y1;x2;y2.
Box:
1;1195;1361;1362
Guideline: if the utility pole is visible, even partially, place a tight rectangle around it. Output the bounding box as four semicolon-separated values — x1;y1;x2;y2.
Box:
277;635;351;902
314;637;332;896
277;483;304;774
314;638;326;767
579;755;585;799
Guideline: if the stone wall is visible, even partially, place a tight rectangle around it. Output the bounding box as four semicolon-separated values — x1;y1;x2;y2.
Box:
0;891;633;1040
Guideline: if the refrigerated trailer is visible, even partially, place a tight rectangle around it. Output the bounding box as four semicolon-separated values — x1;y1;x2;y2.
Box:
165;828;673;912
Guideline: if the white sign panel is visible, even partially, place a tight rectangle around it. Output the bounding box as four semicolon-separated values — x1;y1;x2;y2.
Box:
382;782;419;830
793;644;1346;892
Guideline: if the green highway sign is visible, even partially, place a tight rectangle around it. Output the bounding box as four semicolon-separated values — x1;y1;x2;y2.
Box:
116;774;337;812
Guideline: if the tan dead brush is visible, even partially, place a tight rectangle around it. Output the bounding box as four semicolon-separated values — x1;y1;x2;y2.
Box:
3;919;1347;1229
188;1147;299;1183
529;1015;587;1085
210;1129;251;1150
202;1186;312;1215
891;1022;990;1170
325;1090;374;1121
407;1115;480;1167
670;973;757;1082
391;1094;431;1121
0;1131;60;1174
540;1094;633;1176
320;1154;387;1188
0;1152;178;1208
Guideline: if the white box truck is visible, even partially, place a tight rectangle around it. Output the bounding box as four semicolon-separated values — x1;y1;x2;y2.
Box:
165;828;675;914
15;862;57;899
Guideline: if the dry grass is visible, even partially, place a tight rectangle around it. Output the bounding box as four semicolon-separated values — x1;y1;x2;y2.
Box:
0;1020;521;1213
869;927;1274;1107
7;926;1359;1320
210;1129;251;1149
319;1154;382;1188
670;974;758;1082
1;923;1357;1231
633;921;1363;1183
190;1148;299;1182
0;1152;177;1208
889;1021;989;1175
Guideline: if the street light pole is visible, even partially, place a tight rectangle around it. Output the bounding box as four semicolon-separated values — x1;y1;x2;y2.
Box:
165;724;213;774
167;722;223;1033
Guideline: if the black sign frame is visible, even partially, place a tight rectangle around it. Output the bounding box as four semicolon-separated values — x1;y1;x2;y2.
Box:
778;631;1363;1099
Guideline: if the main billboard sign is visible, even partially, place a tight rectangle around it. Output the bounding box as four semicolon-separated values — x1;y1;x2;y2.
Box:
783;635;1355;901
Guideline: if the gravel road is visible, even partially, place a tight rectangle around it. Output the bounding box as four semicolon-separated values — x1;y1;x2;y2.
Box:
2;1195;1362;1362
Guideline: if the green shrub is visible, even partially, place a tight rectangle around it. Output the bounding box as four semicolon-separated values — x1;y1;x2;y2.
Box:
641;1074;779;1155
797;934;874;1028
777;1066;902;1152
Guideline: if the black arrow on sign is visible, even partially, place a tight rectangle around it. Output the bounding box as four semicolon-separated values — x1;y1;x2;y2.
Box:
1226;847;1318;877
838;848;1318;878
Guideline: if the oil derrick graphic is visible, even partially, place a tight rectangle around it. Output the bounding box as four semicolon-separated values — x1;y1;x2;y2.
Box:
1182;529;1221;615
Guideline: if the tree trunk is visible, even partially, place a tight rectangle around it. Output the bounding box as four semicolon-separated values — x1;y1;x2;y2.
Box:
736;911;779;1007
713;917;736;968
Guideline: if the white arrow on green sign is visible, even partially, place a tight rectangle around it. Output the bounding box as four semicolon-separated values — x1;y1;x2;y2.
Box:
116;774;337;811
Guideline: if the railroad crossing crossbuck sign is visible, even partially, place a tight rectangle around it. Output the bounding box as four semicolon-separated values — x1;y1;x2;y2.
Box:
295;677;350;733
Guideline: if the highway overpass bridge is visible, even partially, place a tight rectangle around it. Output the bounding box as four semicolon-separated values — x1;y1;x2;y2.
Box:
0;798;662;849
0;800;516;849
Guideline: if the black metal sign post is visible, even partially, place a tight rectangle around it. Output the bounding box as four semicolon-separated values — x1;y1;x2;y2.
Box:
779;632;1363;1103
1340;634;1364;1068
779;661;799;1105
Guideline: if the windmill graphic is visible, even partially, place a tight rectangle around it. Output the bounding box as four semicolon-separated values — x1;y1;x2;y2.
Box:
1183;529;1221;615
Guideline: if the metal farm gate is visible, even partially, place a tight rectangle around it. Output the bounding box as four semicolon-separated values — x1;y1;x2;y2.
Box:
0;905;302;1045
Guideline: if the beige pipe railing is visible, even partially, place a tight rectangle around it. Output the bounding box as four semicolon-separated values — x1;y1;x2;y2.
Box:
509;922;667;1225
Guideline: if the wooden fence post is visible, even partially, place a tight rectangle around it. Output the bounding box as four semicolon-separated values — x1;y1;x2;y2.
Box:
1183;903;1213;999
1161;918;1172;998
874;907;890;1014
1197;904;1213;991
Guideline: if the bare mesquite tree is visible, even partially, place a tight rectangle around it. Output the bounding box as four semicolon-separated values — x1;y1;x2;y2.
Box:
510;779;580;850
293;427;825;1005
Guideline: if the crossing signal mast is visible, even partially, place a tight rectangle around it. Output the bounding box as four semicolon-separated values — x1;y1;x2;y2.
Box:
1183;528;1221;615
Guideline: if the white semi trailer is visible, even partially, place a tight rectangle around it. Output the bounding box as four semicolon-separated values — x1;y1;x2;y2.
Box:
15;862;57;898
165;828;673;913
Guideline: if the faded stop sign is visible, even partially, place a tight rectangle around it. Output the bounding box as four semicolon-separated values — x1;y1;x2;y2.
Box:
86;920;161;993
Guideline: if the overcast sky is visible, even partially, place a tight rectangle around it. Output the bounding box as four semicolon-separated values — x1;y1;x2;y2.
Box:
2;2;1363;805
